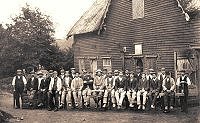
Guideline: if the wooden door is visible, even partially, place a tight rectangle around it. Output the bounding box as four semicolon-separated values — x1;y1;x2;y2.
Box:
90;59;97;76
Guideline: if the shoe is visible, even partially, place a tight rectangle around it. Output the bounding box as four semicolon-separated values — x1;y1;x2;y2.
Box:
142;106;145;110
170;106;173;110
38;103;44;108
48;108;52;111
129;104;134;108
68;103;72;107
95;103;99;109
117;105;121;109
138;105;141;110
113;104;116;108
103;104;106;108
164;106;168;110
54;107;58;112
59;104;63;109
75;103;79;107
151;105;155;109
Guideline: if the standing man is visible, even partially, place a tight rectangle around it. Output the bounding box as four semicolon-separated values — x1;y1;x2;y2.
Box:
149;72;161;109
135;66;142;82
176;70;191;113
82;71;94;108
60;71;72;108
115;71;126;109
59;69;65;108
12;69;27;109
48;71;62;111
71;72;84;108
137;72;149;110
127;71;138;108
70;68;76;79
102;71;116;108
93;69;105;108
162;71;176;113
37;72;46;108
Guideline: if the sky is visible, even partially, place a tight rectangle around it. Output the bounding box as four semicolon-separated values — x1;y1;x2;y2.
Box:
0;0;95;39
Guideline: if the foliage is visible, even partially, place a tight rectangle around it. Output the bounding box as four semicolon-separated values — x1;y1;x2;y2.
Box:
0;5;74;78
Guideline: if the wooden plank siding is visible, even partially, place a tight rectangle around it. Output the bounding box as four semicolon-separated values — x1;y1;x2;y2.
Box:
130;0;200;75
73;0;200;74
73;0;133;72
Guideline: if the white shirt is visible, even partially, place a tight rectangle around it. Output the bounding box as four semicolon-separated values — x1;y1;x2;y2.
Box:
12;76;27;86
38;78;43;90
49;77;62;91
176;75;191;86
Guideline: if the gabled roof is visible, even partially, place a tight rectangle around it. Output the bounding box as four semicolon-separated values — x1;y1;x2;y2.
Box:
67;0;112;38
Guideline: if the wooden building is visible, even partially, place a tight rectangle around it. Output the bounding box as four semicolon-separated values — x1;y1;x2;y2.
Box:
67;0;200;83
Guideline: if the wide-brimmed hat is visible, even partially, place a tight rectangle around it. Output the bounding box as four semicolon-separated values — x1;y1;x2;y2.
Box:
37;71;43;75
114;70;119;73
16;69;22;74
161;68;165;71
96;69;102;73
70;68;75;70
30;71;35;74
107;70;112;74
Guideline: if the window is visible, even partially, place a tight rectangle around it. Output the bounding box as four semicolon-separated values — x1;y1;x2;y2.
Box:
103;59;111;66
134;44;142;55
132;0;144;19
103;58;112;71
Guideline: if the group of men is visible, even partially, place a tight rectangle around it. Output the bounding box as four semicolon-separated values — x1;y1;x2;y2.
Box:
12;67;191;113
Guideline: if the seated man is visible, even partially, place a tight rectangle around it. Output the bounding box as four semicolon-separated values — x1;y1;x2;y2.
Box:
137;72;149;110
162;71;175;113
60;71;72;108
127;71;137;108
103;71;116;108
26;71;38;101
71;72;83;108
82;71;93;108
149;72;161;109
115;71;126;109
93;69;105;108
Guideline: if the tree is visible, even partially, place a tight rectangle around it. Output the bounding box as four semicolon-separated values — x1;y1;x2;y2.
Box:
0;5;74;77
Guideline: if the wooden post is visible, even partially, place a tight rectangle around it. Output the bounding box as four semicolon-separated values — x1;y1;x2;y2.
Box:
174;51;177;81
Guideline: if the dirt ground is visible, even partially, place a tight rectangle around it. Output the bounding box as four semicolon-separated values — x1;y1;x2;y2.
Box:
0;92;199;123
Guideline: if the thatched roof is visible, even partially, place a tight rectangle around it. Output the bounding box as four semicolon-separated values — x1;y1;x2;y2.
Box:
67;0;111;37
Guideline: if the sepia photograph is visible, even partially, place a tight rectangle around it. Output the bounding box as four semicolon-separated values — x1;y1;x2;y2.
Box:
0;0;199;123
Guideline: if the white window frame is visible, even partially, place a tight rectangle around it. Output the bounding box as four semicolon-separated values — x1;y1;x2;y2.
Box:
134;44;142;55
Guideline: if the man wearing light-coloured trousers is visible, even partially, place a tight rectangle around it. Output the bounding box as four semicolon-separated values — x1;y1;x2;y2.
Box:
71;72;83;107
103;71;116;108
60;71;72;108
115;71;126;109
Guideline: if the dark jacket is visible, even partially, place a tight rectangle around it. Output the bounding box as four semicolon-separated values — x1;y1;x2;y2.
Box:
137;78;149;91
115;77;127;90
127;77;138;91
149;78;161;92
27;77;38;91
82;74;93;90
